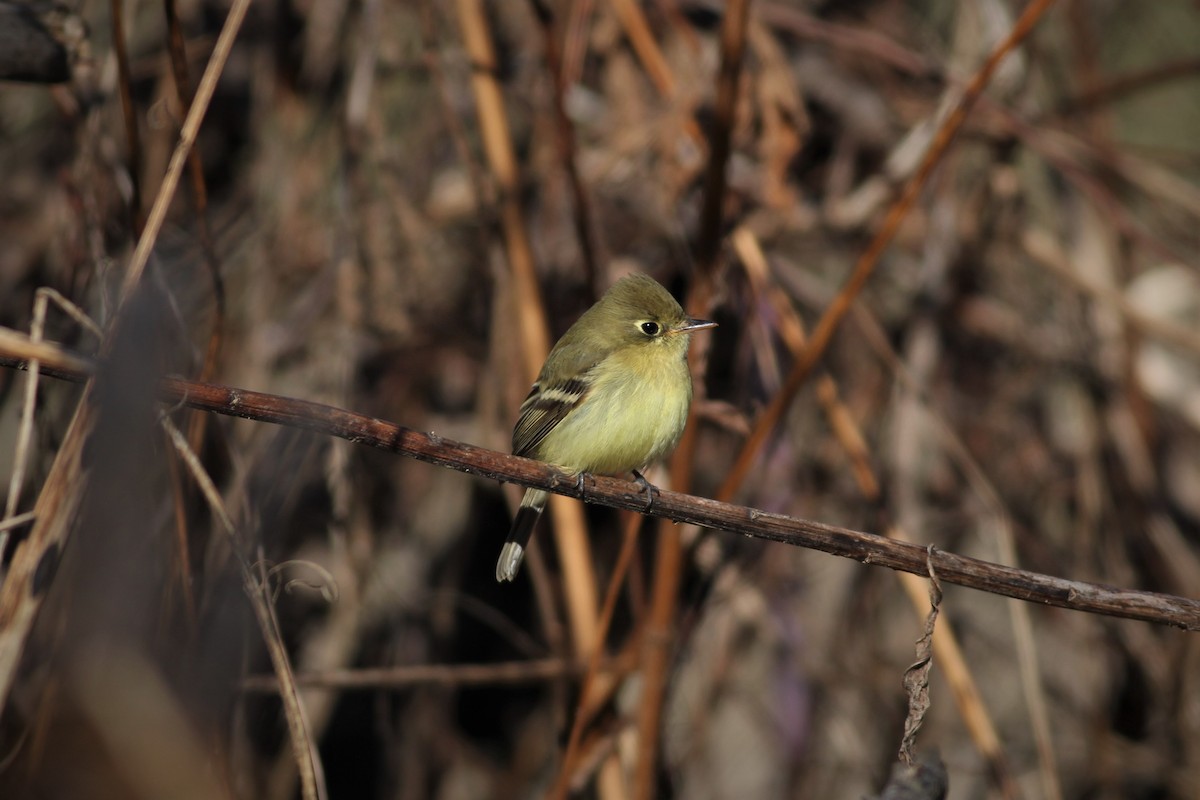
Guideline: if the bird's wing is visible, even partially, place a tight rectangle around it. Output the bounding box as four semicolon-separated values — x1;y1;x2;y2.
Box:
512;308;623;458
511;373;592;458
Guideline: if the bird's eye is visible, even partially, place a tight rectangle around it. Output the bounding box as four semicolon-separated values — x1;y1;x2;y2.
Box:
640;321;661;336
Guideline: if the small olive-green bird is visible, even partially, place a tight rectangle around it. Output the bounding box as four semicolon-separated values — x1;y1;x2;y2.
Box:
496;273;716;582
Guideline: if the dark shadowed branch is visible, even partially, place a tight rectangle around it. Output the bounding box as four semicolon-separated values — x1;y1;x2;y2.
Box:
2;329;1198;632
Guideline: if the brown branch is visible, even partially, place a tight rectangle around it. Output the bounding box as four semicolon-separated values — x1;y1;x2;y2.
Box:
610;0;706;151
526;0;600;300
452;0;550;367
162;0;227;411
111;0;144;231
241;654;632;692
553;513;643;799
1;331;1198;632
1056;56;1200;117
161;0;224;635
119;0;251;304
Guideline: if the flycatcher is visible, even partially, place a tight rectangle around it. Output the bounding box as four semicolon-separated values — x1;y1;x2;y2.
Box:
497;273;716;582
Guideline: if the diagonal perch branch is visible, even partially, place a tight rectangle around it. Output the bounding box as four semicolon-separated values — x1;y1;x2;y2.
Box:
1;329;1199;631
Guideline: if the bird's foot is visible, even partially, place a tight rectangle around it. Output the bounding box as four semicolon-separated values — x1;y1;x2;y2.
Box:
632;469;656;512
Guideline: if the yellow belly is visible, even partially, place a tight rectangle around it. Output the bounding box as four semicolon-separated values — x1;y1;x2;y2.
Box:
537;347;693;476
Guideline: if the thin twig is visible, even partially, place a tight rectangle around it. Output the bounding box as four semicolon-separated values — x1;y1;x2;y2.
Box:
3;296;44;525
526;0;600;299
0;512;36;535
161;419;328;800
162;0;227;449
451;0;549;368
1056;56;1200;116
240;655;631;692
610;0;706;151
553;512;642;799
418;0;495;237
1;336;1199;631
119;0;252;303
1;289;101;588
110;0;143;230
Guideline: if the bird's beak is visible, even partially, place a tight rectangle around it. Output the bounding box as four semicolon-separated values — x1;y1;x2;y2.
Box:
671;318;718;334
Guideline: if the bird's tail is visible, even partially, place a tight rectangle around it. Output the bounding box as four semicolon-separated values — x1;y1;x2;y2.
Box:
496;488;548;582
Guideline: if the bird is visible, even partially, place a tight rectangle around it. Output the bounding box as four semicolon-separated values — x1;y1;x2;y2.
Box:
496;272;716;582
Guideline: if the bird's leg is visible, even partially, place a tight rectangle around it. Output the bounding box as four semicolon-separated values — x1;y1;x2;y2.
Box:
631;469;656;512
575;470;587;501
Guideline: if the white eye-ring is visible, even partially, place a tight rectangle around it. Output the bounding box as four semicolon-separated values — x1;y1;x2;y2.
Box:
639;321;661;336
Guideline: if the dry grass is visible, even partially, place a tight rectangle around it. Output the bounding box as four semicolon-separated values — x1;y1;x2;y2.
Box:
1;1;1200;798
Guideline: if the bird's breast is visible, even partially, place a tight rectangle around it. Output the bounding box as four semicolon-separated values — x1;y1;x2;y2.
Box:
537;346;693;476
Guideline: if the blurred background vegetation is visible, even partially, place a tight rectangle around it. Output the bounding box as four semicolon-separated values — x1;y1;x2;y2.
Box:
1;0;1199;798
